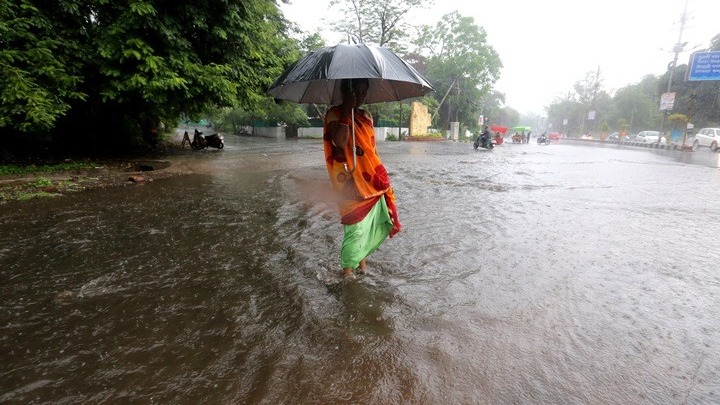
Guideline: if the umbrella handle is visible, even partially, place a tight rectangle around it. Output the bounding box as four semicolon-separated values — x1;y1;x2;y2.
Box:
343;109;357;174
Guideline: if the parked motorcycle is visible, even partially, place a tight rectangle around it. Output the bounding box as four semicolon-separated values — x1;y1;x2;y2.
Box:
191;129;224;150
537;132;550;146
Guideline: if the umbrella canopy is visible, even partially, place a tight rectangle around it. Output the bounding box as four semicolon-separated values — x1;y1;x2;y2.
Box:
267;43;434;105
511;126;532;133
490;125;508;134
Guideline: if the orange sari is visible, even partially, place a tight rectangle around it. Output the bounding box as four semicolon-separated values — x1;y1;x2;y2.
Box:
323;105;401;237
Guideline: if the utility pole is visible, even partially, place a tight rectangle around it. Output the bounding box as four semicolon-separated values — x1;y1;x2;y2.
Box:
590;66;600;136
658;0;690;142
683;90;697;147
432;78;456;121
454;80;462;140
398;100;403;141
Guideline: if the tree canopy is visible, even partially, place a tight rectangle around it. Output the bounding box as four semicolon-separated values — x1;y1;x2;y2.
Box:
412;12;502;132
0;0;297;154
329;0;430;52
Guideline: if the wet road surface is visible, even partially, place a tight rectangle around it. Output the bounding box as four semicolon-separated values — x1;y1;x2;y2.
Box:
1;136;720;403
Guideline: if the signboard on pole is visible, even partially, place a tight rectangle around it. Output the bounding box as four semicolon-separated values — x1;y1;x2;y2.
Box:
660;92;676;111
687;51;720;81
588;111;595;120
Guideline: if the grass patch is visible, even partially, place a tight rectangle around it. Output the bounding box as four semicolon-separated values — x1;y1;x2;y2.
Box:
0;174;96;203
16;191;59;201
32;178;53;187
0;161;102;176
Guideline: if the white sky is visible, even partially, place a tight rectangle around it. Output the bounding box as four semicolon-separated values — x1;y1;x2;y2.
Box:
280;0;720;115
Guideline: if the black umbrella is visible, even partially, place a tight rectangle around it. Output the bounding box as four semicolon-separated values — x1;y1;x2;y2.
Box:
268;43;433;173
267;43;434;105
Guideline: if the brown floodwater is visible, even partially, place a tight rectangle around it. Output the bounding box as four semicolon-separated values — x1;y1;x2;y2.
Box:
1;136;719;404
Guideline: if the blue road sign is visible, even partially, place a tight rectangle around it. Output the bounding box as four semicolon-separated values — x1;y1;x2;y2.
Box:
687;51;720;81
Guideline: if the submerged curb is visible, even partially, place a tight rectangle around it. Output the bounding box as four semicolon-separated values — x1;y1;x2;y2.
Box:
565;138;697;151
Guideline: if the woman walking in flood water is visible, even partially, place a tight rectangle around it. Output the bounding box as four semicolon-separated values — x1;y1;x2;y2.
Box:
323;78;401;277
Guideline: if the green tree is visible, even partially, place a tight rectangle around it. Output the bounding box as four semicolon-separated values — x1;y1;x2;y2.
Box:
544;31;720;137
494;106;520;129
329;0;431;51
211;98;309;134
546;96;583;135
0;1;86;134
479;90;506;130
682;33;720;127
298;32;326;54
1;0;297;153
610;75;662;134
413;12;502;132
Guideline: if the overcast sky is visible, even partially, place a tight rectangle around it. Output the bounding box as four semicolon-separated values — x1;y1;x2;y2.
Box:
279;0;720;115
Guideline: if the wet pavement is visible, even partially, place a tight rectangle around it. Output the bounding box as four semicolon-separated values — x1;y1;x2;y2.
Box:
1;136;720;403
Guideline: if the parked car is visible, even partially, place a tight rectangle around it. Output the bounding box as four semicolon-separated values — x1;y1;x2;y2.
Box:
549;132;561;140
636;130;660;143
691;128;720;151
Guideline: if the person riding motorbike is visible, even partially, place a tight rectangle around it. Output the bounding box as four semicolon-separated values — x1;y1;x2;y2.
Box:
537;132;549;145
479;126;491;148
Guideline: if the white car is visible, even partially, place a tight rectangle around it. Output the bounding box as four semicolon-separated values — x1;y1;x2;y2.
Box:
636;130;660;143
691;128;720;151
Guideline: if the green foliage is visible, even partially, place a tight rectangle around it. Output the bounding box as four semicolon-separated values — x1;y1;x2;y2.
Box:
1;0;299;153
546;72;663;135
211;98;309;134
545;33;720;136
267;100;311;127
412;12;502;131
616;118;629;131
32;177;53;187
668;113;688;129
329;0;431;51
0;161;100;175
493;106;519;128
17;191;57;201
0;0;86;132
298;32;326;54
366;101;412;127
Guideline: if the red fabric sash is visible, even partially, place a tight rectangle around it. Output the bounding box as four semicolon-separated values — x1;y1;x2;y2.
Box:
340;194;401;238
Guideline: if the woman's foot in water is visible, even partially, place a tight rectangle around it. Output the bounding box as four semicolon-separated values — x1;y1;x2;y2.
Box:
357;259;367;275
342;268;355;278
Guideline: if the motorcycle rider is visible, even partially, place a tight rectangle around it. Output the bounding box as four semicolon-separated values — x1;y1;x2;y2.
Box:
479;126;491;148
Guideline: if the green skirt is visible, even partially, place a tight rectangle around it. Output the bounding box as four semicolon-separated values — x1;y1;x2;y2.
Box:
340;197;393;269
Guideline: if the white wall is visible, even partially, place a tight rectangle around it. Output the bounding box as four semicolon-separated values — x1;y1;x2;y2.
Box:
297;127;324;138
283;127;409;141
254;126;286;139
374;127;408;141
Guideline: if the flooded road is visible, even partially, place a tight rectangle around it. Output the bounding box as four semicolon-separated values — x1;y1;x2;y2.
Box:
2;136;720;404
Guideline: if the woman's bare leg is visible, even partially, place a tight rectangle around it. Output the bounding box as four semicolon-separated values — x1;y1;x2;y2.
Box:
357;258;367;274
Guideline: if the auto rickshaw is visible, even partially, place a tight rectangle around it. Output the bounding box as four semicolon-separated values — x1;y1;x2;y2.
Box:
511;126;532;143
